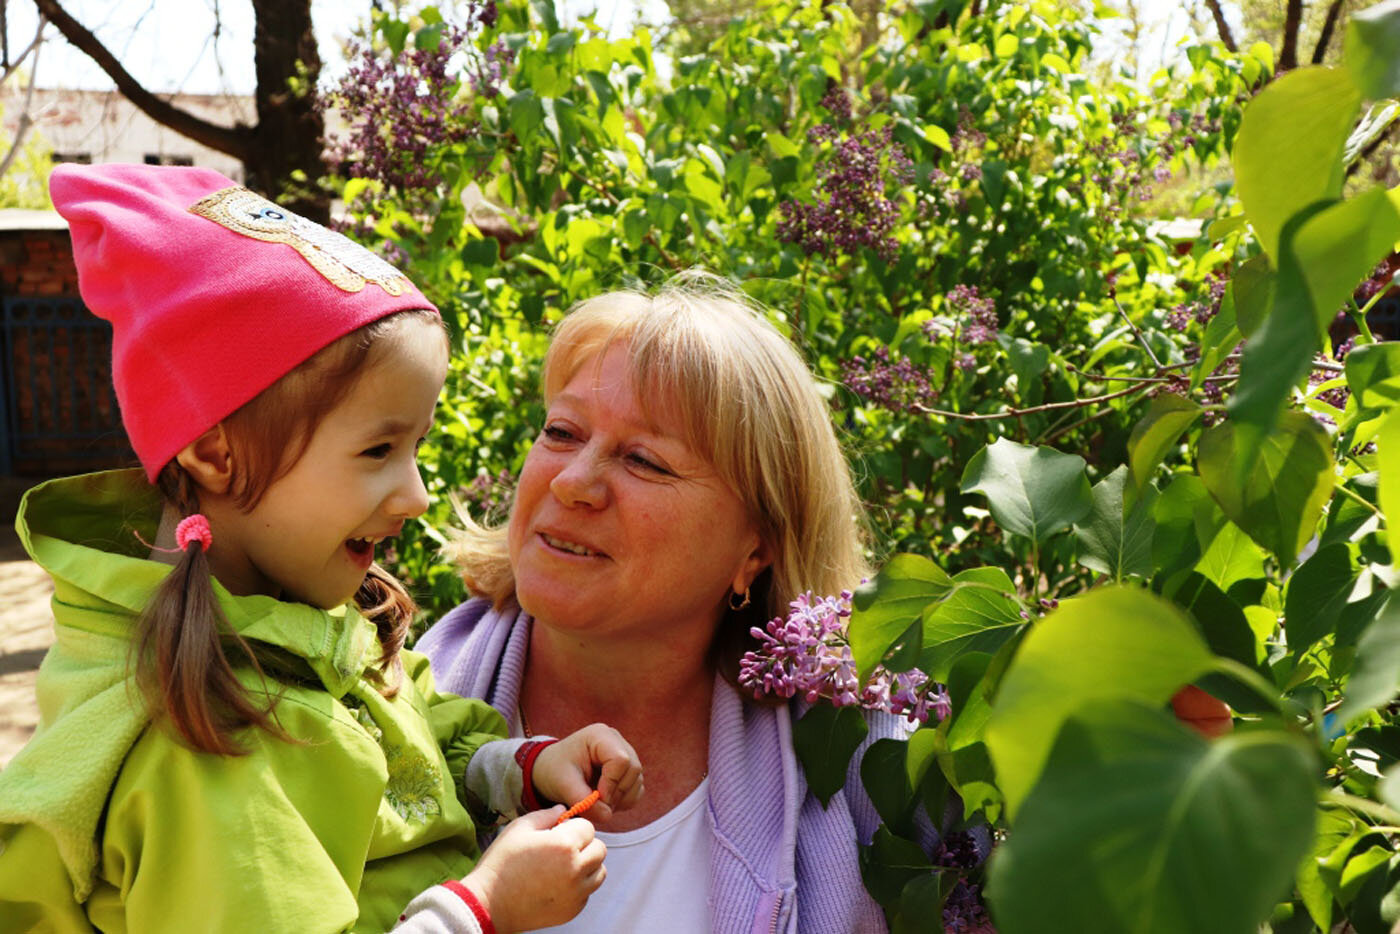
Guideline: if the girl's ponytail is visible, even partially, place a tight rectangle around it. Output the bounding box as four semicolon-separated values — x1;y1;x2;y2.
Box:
133;464;283;755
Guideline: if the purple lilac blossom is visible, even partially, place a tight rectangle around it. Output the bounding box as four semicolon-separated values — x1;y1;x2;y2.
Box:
738;591;952;725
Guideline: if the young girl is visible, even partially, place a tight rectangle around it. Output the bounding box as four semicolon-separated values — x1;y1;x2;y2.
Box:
0;163;640;934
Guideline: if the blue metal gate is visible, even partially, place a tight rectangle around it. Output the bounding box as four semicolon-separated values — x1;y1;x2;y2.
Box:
0;296;131;475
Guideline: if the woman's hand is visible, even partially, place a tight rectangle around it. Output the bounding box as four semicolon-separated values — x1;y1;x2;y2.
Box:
462;809;606;933
532;723;644;822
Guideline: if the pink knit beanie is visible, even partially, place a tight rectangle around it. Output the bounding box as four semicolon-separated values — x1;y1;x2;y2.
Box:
49;162;440;480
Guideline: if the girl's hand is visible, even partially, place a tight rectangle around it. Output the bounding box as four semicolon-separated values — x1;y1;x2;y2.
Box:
462;809;605;933
1171;685;1233;738
532;723;644;822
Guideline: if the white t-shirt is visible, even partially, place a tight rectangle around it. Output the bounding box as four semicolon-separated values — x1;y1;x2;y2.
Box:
550;777;713;933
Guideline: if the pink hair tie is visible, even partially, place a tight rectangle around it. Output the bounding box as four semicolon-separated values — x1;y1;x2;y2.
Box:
175;514;213;553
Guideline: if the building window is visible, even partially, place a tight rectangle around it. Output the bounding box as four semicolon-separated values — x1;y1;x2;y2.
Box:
143;154;194;166
50;152;92;164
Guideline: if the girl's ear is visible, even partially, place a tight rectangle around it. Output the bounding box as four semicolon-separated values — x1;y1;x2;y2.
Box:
175;425;234;495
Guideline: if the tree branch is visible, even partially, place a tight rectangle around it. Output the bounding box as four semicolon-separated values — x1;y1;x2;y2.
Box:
1203;0;1238;52
0;19;45;180
914;381;1153;422
31;0;252;160
1312;0;1346;64
1279;0;1304;72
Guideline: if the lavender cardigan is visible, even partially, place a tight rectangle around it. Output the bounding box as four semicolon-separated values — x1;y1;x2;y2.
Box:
417;599;897;934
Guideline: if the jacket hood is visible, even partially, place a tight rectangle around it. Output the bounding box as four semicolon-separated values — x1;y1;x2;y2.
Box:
0;469;381;901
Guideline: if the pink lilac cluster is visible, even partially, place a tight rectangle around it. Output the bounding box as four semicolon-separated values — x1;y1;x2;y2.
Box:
738;591;952;725
840;345;938;412
777;120;914;262
325;8;494;191
934;832;995;933
462;468;514;518
1355;253;1400;305
1078;107;1218;211
819;84;852;125
1165;271;1227;332
943;284;998;345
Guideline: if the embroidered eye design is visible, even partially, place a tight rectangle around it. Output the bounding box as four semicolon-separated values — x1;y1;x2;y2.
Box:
189;186;410;296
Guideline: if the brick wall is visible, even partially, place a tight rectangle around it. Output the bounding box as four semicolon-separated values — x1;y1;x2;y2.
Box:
0;227;133;476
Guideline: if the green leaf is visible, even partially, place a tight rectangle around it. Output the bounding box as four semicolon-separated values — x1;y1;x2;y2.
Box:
1194;520;1267;592
917;567;1025;681
1382;408;1400;565
414;22;445;51
860;827;933;907
988;702;1317;934
1233;66;1359;259
792;704;869;806
1075;465;1155;581
1299;808;1359;932
1230;254;1275;339
1347;341;1400;410
1346;0;1400;100
1163;571;1258;669
862;738;917;832
850;554;954;679
1232;187;1400;452
1196;411;1334;566
1285;542;1357;655
961;438;1093;550
985;586;1215;816
1339;593;1400;723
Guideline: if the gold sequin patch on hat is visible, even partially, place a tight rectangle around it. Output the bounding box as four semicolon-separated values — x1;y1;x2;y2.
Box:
189;186;409;296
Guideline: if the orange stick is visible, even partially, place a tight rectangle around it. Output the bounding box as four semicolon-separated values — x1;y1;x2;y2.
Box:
554;789;602;825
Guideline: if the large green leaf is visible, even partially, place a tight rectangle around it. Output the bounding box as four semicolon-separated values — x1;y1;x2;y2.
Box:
1075;465;1155;581
1233;66;1358;259
916;567;1024;681
1347;341;1400;410
850;554;954;679
1339;593;1400;723
1285;542;1358;655
792;704;869;807
1347;0;1400;101
1127;395;1202;495
1196;411;1334;567
985;586;1215;816
1163;571;1258;669
1231;188;1400;455
988;702;1317;934
961;438;1093;549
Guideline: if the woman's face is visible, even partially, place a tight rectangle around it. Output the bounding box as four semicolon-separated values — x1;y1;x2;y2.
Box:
508;342;768;642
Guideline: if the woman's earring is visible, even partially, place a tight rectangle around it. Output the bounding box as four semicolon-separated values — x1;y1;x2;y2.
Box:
728;587;751;611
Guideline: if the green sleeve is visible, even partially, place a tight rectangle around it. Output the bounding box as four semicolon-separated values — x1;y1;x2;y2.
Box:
0;822;96;933
100;712;385;934
400;650;508;801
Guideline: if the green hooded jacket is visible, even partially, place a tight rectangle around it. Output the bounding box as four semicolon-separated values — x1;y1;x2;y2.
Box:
0;471;507;933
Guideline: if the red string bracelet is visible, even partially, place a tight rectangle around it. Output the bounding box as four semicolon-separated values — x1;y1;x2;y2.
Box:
514;739;557;811
441;880;496;934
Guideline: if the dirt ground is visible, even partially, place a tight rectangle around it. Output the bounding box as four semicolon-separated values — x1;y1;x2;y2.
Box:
0;476;56;767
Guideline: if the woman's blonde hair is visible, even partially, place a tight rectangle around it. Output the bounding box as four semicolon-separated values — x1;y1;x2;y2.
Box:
446;272;870;673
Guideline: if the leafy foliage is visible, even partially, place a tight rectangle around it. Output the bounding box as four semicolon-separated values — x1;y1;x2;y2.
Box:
325;0;1400;928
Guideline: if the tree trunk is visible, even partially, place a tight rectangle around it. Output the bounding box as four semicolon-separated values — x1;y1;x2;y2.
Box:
248;0;327;222
1278;0;1304;72
31;0;327;222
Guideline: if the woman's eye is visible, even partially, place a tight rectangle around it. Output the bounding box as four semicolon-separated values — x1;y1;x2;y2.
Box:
361;443;392;459
628;453;669;474
542;424;575;442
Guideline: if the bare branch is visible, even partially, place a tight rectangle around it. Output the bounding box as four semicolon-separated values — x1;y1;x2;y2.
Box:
0;18;46;87
0;19;44;180
914;382;1153;422
1279;0;1304;72
31;0;252;160
1202;0;1238;52
1312;0;1346;64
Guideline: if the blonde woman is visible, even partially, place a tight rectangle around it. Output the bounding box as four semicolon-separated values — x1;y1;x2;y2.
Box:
419;274;929;933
